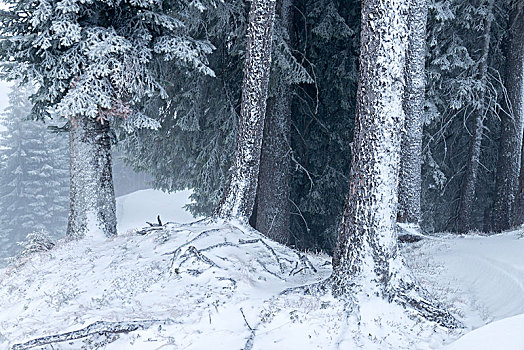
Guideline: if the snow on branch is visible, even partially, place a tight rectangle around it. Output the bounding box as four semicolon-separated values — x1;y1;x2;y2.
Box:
11;319;173;350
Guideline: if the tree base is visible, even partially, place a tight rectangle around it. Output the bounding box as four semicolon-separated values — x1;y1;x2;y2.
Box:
287;272;461;329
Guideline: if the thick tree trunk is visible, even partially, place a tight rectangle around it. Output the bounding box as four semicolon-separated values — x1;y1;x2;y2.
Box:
397;0;427;227
457;0;494;234
494;2;524;231
330;3;459;327
215;0;278;221
67;117;117;239
256;0;293;244
517;139;524;225
332;0;408;291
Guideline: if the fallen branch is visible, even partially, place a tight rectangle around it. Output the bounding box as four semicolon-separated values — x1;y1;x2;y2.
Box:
11;319;172;350
146;215;163;227
179;246;219;269
240;308;256;350
164;228;222;259
238;238;285;273
136;226;164;235
289;252;318;276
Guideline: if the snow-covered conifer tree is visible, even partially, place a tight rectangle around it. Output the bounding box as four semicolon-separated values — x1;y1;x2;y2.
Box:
0;0;214;238
255;0;297;244
215;0;278;221
331;0;456;326
0;87;68;258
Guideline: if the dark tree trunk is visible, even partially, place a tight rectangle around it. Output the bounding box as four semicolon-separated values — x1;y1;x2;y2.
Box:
215;0;278;221
457;0;494;234
332;0;409;291
397;0;427;227
255;0;293;244
517;139;524;225
330;2;459;328
493;2;524;231
67;117;117;239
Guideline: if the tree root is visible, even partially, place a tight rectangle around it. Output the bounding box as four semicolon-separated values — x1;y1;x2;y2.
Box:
11;319;173;350
393;286;462;329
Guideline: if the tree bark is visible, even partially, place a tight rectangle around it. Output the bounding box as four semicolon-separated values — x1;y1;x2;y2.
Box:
256;0;293;244
517;138;524;225
67;117;117;239
457;0;494;234
494;2;524;230
397;0;427;227
330;3;459;327
332;0;408;291
215;0;278;221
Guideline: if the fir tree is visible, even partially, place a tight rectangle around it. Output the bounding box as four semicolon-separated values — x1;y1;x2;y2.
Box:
0;0;214;238
215;0;278;220
332;0;456;327
0;86;68;259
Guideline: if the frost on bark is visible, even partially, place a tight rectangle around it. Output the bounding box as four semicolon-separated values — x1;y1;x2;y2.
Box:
457;0;494;234
215;0;278;221
331;0;457;327
256;0;293;244
332;0;409;291
397;0;427;227
67;117;117;239
494;2;524;231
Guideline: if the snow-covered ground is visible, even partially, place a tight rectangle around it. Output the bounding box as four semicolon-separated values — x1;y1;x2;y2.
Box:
116;189;198;233
404;231;524;349
0;189;523;349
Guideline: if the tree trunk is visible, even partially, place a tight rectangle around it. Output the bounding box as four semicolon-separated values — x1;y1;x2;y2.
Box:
517;139;524;225
332;0;409;291
457;0;494;234
215;0;278;221
397;0;427;227
255;0;293;244
67;117;117;239
330;2;459;328
494;2;524;231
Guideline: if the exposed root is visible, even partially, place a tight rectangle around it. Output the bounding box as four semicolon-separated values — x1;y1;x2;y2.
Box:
329;270;462;329
393;284;462;329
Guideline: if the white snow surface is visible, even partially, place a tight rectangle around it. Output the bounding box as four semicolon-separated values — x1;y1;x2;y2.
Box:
116;189;198;233
1;190;524;349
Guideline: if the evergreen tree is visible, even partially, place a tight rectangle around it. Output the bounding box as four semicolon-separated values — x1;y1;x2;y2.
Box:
421;0;504;233
120;0;358;252
117;0;246;217
397;0;427;227
457;0;495;233
332;0;456;327
215;0;278;220
0;86;68;259
0;0;214;238
493;0;524;231
287;0;358;251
